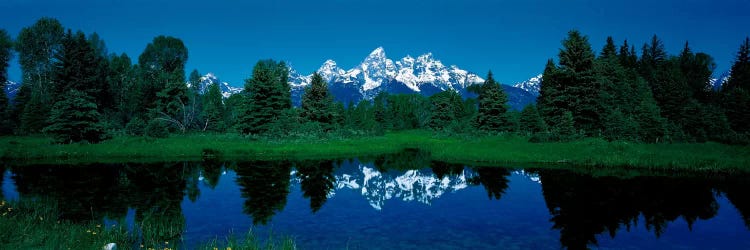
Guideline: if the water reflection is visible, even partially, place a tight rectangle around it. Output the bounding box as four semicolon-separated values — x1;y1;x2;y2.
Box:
235;161;291;225
2;155;750;249
295;160;336;213
534;169;743;249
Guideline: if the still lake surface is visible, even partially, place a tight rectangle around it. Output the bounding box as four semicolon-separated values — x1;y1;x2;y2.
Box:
2;153;750;249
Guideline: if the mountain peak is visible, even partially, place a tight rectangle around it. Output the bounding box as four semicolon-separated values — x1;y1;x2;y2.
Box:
512;74;543;96
368;47;386;59
416;52;434;62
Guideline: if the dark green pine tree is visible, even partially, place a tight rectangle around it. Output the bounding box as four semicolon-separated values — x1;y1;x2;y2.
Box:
373;91;390;130
678;42;716;103
618;40;638;70
476;71;511;132
201;82;225;131
0;29;13;134
558;30;600;135
639;35;692;135
556;111;577;140
723;37;750;133
52;30;107;104
43;90;106;143
43;30;108;144
519;104;547;134
429;90;463;130
631;78;667;143
236;59;291;135
537;59;566;127
300;72;335;130
600;36;618;59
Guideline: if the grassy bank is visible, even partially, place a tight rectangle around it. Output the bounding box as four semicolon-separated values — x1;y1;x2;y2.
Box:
0;199;296;250
1;130;749;172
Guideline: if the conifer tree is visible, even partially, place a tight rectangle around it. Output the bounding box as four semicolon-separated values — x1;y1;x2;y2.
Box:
558;30;600;135
556;111;576;141
43;90;106;143
678;42;715;103
43;30;108;143
618;40;638;69
0;30;12;134
632;81;667;142
519;105;547;134
52;31;107;105
723;37;750;133
301;72;335;130
476;71;510;132
236;59;291;135
600;36;618;59
537;59;564;127
429;90;463;130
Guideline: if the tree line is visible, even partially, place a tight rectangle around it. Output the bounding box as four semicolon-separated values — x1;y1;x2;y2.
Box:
0;18;748;144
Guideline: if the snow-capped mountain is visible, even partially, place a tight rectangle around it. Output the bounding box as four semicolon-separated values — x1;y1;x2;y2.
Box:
513;74;542;96
4;80;19;100
186;73;242;98
710;72;731;91
288;47;489;104
287;47;538;109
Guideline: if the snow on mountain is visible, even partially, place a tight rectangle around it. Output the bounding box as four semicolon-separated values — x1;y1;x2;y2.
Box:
186;73;242;98
4;80;19;100
710;72;731;91
223;47;537;109
287;47;486;104
513;74;542;96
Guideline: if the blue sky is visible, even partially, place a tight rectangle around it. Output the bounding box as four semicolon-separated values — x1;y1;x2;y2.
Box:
1;0;749;86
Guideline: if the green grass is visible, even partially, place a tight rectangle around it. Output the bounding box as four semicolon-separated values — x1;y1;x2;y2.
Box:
0;199;296;250
0;199;131;250
1;130;749;172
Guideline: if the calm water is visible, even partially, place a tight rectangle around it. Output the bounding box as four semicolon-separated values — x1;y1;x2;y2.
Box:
2;154;750;249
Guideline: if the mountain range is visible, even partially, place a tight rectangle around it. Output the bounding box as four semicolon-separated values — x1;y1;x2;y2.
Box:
286;47;537;110
512;74;542;96
186;73;243;98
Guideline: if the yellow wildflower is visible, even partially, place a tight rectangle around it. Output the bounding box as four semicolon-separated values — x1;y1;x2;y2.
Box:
227;247;232;250
92;232;97;235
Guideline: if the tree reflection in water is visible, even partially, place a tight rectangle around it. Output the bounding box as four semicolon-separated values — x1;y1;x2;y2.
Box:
4;158;750;250
296;160;336;213
234;161;291;225
535;169;738;250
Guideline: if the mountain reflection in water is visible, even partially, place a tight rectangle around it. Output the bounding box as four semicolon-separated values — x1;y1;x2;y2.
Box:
2;154;750;249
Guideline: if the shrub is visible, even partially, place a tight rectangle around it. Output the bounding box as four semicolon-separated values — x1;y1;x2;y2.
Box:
145;119;169;138
125;117;146;136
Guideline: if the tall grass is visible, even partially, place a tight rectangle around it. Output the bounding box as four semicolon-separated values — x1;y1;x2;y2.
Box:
0;199;131;249
2;130;749;171
0;199;296;250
